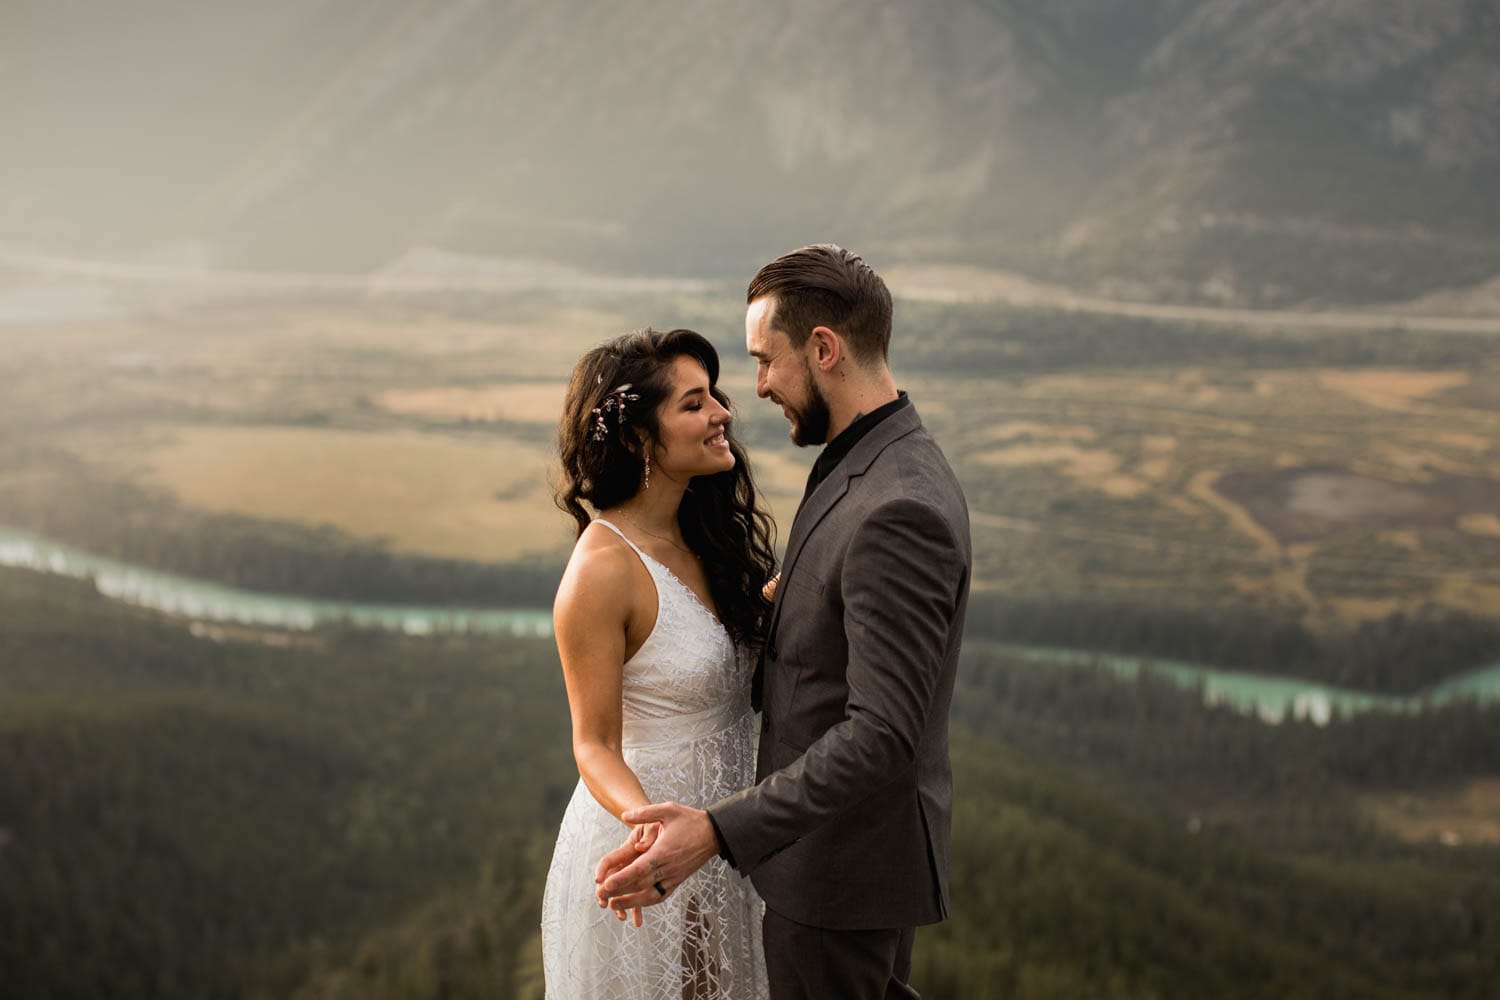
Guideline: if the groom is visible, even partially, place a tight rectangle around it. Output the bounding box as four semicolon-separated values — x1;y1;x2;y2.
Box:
596;244;972;998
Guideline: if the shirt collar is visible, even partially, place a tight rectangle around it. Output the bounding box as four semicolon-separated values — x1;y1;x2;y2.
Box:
804;391;910;500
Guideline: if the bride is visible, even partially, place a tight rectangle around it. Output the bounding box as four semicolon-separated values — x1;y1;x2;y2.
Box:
541;328;777;999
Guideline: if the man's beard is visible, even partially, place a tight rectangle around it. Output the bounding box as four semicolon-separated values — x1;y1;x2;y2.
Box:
787;372;831;448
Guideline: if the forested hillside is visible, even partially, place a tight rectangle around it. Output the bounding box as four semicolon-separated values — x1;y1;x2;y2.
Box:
3;565;1497;998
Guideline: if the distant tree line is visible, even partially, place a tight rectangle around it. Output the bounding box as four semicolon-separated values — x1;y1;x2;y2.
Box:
894;300;1498;375
955;641;1500;799
963;592;1500;693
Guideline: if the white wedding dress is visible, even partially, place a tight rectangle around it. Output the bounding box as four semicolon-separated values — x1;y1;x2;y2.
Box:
541;518;768;1000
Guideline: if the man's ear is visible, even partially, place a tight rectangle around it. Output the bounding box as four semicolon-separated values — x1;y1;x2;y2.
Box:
808;325;842;373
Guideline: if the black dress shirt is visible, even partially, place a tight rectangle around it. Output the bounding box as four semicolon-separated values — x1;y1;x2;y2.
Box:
800;391;911;508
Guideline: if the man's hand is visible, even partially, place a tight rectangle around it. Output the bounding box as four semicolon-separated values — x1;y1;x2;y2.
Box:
596;822;661;927
594;801;719;914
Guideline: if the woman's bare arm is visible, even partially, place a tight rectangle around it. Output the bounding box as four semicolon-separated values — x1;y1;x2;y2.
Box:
555;534;655;822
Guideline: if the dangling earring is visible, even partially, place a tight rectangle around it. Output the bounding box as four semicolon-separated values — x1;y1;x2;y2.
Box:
643;453;651;491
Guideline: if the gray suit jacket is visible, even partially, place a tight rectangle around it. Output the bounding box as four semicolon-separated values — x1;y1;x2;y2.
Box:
709;402;971;930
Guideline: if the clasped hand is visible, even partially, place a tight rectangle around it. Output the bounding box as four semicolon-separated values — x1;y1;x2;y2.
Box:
594;801;719;926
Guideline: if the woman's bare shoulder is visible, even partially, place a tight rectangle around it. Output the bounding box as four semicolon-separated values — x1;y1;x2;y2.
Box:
554;521;640;622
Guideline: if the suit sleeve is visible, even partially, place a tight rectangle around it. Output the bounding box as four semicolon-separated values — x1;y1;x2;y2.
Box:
707;496;963;874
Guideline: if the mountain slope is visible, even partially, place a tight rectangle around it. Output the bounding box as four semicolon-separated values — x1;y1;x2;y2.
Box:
2;1;1497;300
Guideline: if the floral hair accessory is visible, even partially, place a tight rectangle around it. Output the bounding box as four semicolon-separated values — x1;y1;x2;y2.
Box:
591;383;641;442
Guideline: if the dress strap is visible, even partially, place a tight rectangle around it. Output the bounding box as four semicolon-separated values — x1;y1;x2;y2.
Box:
592;516;639;548
593;518;655;568
591;518;672;667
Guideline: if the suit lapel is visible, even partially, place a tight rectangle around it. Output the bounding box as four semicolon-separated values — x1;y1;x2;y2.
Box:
764;404;923;648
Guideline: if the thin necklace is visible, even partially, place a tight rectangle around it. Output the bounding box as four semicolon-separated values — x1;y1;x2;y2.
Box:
616;509;696;558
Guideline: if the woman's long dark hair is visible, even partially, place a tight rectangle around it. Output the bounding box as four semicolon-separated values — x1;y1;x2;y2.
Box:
556;328;777;646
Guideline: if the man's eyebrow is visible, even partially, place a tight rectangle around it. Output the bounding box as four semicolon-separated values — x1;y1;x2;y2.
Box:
747;348;768;360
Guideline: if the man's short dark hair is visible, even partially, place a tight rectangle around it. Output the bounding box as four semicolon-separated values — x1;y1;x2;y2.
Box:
746;244;893;364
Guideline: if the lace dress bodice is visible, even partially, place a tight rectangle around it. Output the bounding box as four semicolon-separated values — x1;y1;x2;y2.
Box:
540;519;767;1000
612;521;749;726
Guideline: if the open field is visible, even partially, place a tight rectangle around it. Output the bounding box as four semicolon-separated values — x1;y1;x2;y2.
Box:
132;425;566;563
375;383;567;425
1358;778;1500;847
55;416;808;565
